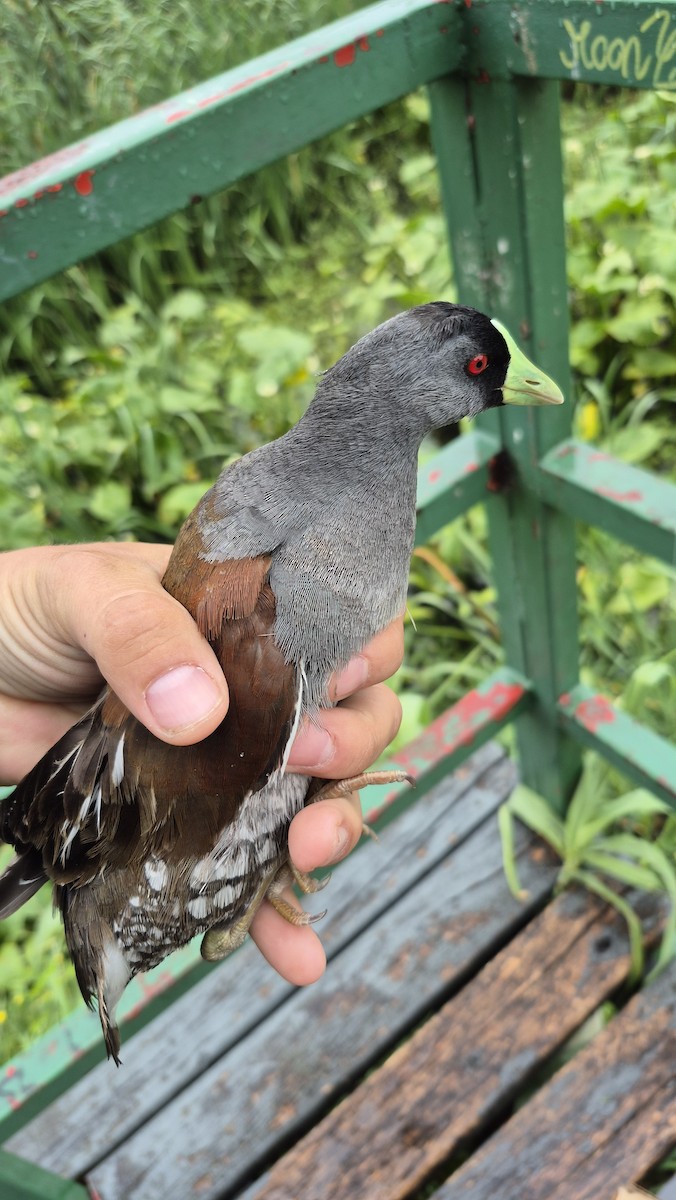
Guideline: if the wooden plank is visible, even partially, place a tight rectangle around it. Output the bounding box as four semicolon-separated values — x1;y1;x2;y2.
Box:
559;685;676;809
464;1;676;91
0;0;463;301
85;794;555;1198
242;891;665;1200
436;958;676;1200
539;439;676;567
7;745;512;1174
414;430;500;546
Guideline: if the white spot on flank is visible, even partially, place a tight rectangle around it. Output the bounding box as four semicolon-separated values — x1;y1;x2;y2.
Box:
128;895;141;908
101;936;131;1014
144;858;168;891
190;858;216;889
187;896;210;920
214;884;237;909
111;734;125;788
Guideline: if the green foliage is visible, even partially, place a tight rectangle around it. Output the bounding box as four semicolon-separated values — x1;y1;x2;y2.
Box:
0;845;81;1062
499;760;676;983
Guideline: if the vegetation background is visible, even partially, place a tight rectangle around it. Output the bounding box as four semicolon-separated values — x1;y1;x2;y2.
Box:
0;0;675;1060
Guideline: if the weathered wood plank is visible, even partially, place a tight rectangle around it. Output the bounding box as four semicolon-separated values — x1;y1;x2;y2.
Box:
86;794;554;1198
7;745;511;1175
242;892;665;1200
436;958;676;1200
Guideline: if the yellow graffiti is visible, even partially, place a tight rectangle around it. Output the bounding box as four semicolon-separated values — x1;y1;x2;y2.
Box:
559;8;676;89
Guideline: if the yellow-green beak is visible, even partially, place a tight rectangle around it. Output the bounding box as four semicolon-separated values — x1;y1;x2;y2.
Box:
491;319;564;407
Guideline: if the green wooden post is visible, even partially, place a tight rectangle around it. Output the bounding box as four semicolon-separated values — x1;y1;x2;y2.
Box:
428;74;581;812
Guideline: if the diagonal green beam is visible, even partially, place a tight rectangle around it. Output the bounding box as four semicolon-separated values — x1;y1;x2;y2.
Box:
559;684;676;808
0;0;462;302
415;429;500;546
0;1149;86;1200
539;439;676;566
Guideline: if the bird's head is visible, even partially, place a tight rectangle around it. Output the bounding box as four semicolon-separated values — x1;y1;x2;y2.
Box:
318;302;563;440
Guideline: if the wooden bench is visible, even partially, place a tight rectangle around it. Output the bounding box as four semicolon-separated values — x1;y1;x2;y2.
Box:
2;742;676;1199
2;1;676;1196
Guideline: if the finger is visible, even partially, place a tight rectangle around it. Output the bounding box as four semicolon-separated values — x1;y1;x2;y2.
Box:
0;695;87;784
330;618;404;701
47;547;229;745
288;796;363;873
287;682;402;777
249;892;327;986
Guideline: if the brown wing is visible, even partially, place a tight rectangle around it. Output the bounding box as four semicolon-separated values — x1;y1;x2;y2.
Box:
1;524;297;887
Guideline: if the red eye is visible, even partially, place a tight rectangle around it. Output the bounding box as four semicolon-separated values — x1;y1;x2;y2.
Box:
467;354;489;376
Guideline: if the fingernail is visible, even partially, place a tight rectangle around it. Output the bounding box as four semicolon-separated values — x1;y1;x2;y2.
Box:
333;655;369;701
327;824;350;865
288;721;334;769
146;665;223;732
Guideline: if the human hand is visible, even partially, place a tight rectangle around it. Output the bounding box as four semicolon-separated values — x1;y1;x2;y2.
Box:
0;543;403;982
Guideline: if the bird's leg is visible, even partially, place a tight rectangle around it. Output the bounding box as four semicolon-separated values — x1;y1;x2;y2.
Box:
200;871;276;962
311;769;413;840
264;863;327;927
310;769;414;803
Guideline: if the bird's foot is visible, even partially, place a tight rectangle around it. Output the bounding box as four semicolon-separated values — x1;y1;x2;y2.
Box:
265;863;327;928
200;872;273;962
311;769;414;803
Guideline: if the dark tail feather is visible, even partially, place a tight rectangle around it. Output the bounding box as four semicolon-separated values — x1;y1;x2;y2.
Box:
0;850;46;918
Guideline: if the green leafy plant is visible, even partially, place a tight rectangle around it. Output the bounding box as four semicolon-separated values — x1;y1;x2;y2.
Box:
499;758;676;982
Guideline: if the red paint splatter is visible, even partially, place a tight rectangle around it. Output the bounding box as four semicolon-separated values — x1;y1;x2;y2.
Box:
0;139;90;197
597;487;642;503
588;451;611;463
358;36;370;52
465;0;473;7
0;209;7;218
227;64;287;95
33;189;44;200
394;680;525;774
428;469;442;484
334;43;356;67
556;444;577;458
559;692;571;706
320;55;329;63
5;1065;16;1078
197;91;228;109
15;198;28;208
464;461;478;473
74;170;94;196
8;1097;21;1111
166;108;193;125
47;183;63;193
376;28;384;37
575;694;616;733
27;250;38;259
477;68;491;84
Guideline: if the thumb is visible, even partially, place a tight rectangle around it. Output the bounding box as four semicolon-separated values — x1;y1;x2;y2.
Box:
51;546;230;745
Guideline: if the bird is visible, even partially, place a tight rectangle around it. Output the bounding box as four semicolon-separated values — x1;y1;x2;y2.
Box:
0;302;563;1062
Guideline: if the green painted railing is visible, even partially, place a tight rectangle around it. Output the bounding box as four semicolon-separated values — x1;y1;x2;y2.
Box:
1;0;676;1193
